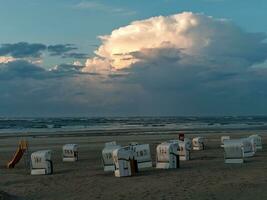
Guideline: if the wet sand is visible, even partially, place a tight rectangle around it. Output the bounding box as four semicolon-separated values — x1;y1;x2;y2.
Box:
0;130;267;200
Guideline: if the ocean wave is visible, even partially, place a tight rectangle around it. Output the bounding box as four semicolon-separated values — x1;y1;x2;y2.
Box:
0;116;267;134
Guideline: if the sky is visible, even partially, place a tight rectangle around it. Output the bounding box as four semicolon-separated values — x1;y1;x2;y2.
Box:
1;0;267;117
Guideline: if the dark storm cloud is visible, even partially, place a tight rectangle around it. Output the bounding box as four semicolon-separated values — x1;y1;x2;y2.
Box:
0;42;46;58
47;44;78;56
0;42;87;59
53;63;84;72
0;60;47;80
62;52;88;59
0;60;95;80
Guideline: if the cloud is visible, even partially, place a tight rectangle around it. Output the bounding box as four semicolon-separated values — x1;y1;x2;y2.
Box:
0;60;90;80
50;63;85;75
0;42;46;58
85;12;267;72
1;12;267;116
81;12;267;115
47;44;78;56
0;56;17;64
0;60;47;80
48;44;89;59
0;59;139;116
0;42;87;60
74;1;136;16
82;57;112;74
75;1;109;10
62;52;88;59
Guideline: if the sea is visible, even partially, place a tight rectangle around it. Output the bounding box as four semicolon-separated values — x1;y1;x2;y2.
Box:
0;116;267;135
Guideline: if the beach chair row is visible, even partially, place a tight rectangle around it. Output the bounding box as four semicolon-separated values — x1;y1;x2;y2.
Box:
28;136;204;176
22;134;262;177
30;144;78;175
101;137;205;177
221;134;262;163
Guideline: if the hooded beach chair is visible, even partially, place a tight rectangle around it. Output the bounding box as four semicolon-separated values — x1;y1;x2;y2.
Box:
31;150;53;175
156;142;180;169
62;144;78;162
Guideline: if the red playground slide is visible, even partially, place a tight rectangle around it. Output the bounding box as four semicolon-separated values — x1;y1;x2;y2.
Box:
7;140;28;168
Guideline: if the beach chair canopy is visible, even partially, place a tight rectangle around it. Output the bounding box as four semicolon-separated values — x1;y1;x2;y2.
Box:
113;147;134;163
105;141;117;147
63;144;78;151
221;136;230;144
31;150;51;162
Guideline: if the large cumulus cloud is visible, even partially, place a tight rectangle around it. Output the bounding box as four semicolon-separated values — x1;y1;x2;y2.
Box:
83;12;267;73
80;12;267;115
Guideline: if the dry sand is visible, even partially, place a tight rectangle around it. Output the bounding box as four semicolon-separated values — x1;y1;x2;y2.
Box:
0;130;267;200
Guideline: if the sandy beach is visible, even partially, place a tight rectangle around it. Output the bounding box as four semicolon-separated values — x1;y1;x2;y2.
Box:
0;130;267;200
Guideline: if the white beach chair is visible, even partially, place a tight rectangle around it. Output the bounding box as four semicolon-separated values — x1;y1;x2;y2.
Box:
129;143;152;169
178;141;190;161
184;138;192;151
31;150;53;175
62;144;78;162
192;137;205;150
112;146;137;177
241;138;254;157
249;135;262;150
223;140;244;164
220;136;230;147
247;137;257;155
102;141;121;172
156;142;180;169
168;139;191;161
